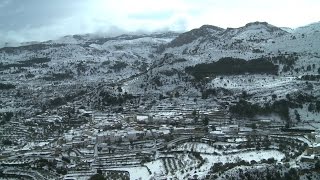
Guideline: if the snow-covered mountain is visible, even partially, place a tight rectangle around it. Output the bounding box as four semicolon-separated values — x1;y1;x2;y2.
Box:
0;20;320;134
162;21;320;62
1;21;319;98
164;22;285;53
119;21;320;123
0;32;178;83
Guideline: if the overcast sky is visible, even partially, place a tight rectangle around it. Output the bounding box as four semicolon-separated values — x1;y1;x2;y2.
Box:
0;0;319;44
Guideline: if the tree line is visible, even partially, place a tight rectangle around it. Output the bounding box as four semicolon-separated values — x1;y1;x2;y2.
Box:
185;57;278;80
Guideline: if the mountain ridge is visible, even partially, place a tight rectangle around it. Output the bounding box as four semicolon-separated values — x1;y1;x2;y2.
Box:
1;21;319;49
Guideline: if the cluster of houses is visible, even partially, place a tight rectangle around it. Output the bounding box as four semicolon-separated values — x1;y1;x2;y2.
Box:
1;94;320;180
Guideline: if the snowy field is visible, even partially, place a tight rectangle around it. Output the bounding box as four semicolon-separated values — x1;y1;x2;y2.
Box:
107;142;285;180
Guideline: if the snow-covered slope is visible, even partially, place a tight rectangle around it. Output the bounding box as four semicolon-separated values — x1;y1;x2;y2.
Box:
0;20;320;127
0;32;178;84
222;22;287;41
121;21;320;125
163;22;288;59
156;21;320;76
294;21;320;34
1;21;319;96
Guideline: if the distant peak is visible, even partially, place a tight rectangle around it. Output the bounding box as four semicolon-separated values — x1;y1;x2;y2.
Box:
241;21;286;34
199;25;224;31
244;21;270;27
294;21;320;34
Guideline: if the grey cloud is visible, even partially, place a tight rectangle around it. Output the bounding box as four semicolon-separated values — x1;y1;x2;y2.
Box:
0;0;319;47
0;0;87;30
0;0;12;8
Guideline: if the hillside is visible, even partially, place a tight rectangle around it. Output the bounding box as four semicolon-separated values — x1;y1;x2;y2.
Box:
1;21;319;119
1;21;320;180
122;21;320;128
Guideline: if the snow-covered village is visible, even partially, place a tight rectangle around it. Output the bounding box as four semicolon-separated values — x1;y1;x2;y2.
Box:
1;1;320;179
